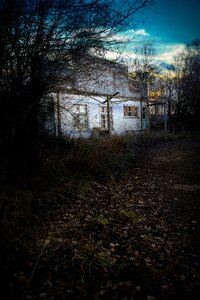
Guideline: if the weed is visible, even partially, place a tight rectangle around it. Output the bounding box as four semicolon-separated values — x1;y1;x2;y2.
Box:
93;214;109;226
115;209;139;223
72;238;112;282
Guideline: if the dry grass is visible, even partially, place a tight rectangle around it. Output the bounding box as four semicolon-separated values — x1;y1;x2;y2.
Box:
0;131;177;247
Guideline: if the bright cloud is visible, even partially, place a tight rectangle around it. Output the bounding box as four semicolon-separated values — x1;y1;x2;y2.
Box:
129;29;149;36
107;34;130;43
109;28;149;43
105;26;186;67
105;50;125;61
105;49;139;61
121;28;149;38
155;44;186;64
106;43;186;66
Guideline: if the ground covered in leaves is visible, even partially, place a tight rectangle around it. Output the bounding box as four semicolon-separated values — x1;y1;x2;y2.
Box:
1;136;200;300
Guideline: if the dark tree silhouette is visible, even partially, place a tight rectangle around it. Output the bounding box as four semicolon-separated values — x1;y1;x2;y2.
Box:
174;38;200;131
0;0;154;163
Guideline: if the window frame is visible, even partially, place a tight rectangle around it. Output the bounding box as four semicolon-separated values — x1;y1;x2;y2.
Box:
123;105;138;118
99;105;113;129
72;104;88;131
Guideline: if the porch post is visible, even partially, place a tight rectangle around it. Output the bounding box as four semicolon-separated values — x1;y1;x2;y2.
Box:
140;99;143;132
106;96;111;134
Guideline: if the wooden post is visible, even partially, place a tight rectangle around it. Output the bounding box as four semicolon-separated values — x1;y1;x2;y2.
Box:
106;96;111;134
140;99;143;132
103;92;119;134
164;101;167;133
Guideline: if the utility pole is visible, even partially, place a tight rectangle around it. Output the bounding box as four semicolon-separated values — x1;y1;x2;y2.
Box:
103;92;119;134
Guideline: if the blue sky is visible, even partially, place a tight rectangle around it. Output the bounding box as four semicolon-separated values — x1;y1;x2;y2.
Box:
108;0;200;64
142;0;200;63
147;0;200;44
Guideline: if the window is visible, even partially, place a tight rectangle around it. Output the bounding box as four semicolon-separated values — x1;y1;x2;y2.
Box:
72;104;88;130
100;105;113;129
123;105;138;117
100;106;107;128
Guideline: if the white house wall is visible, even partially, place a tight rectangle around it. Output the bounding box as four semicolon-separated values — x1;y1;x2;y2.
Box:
112;100;142;134
42;56;148;137
48;93;145;137
55;93;106;138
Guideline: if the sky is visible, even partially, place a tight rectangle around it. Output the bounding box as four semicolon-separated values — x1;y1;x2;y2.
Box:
145;0;200;63
109;0;200;65
147;0;200;44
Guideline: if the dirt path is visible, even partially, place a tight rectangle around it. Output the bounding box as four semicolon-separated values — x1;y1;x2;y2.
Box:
2;136;200;300
150;137;200;251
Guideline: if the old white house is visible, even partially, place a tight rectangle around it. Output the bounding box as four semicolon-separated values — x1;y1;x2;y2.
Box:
41;55;148;138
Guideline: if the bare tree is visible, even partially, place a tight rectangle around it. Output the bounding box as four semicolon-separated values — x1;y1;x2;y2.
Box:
131;39;157;80
0;0;154;160
173;38;200;131
183;39;200;124
155;72;177;132
129;39;158;130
